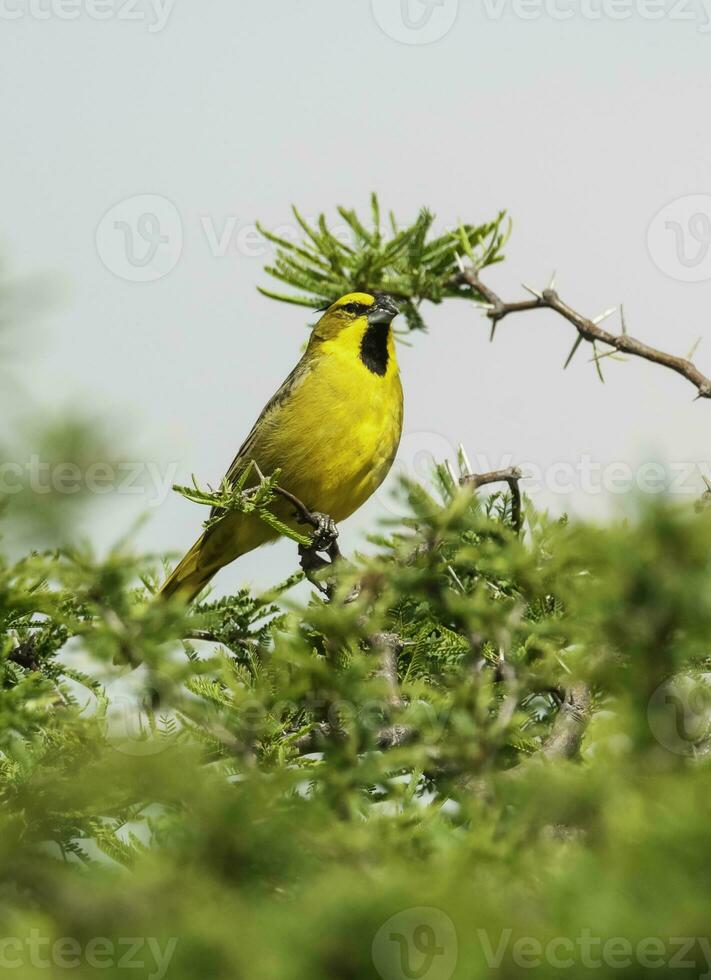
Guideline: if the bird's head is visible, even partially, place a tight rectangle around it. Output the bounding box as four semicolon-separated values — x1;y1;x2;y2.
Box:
311;292;400;375
314;292;399;334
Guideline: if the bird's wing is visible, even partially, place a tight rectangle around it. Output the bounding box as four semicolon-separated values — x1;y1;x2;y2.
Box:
210;353;313;516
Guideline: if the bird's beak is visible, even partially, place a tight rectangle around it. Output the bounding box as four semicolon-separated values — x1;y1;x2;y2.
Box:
368;294;400;326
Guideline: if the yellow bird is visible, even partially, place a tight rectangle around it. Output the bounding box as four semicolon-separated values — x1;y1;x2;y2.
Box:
160;292;403;601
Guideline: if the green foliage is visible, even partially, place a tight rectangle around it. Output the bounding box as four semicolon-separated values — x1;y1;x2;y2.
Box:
257;193;509;330
4;459;711;977
3;216;711;979
173;462;312;546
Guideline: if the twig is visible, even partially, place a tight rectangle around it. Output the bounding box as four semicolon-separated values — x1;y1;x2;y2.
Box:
185;629;219;643
369;631;404;708
293;721;415;754
460;466;523;532
454;268;711;400
268;482;342;596
376;725;415;748
272;484;323;533
293;632;407;754
7;636;39;671
540;682;590;760
292;722;339;754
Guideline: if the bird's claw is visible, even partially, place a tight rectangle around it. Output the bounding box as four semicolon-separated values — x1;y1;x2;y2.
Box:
309;512;339;554
298;512;340;597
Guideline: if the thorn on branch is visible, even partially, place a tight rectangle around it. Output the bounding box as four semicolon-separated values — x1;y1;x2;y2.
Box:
687;336;702;362
451;267;711;400
591;340;605;383
522;282;543;299
592;307;617;325
563;333;584;370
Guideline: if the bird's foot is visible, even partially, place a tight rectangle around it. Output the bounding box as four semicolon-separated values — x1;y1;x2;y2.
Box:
309;512;339;555
298;512;340;597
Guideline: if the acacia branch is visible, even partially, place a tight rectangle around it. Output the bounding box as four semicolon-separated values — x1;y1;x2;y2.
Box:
369;631;404;708
272;484;325;535
7;636;39;671
460;466;523;532
453;268;711;400
541;682;591;761
267;481;342;594
293;721;415;754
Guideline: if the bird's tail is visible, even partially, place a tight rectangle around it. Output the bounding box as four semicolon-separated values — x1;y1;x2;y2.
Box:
158;533;216;603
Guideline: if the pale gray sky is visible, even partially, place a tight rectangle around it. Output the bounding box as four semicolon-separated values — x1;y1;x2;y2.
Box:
3;0;711;593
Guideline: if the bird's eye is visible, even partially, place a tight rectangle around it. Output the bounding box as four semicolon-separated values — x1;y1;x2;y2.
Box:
342;302;368;315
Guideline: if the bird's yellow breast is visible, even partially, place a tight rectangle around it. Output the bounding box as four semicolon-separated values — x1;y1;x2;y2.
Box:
258;325;403;522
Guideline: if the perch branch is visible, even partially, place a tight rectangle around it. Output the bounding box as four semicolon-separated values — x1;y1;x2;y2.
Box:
272;484;323;535
267;483;342;596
